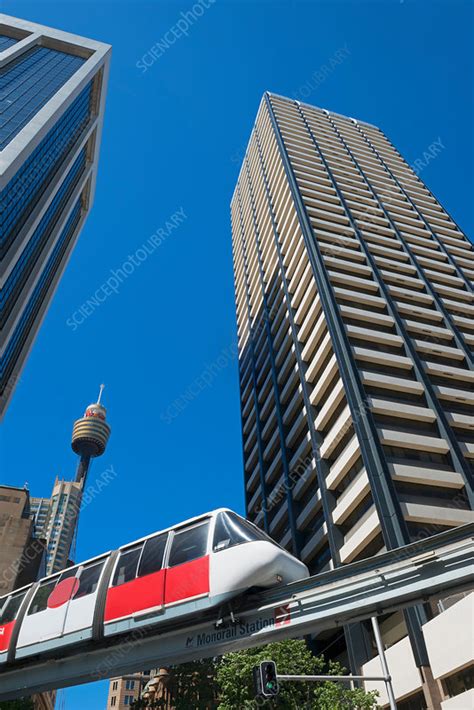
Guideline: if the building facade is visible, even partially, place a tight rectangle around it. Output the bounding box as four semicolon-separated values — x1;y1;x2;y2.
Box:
0;484;46;595
106;672;151;709
231;92;473;708
0;14;111;417
0;484;55;710
30;495;50;535
31;476;83;575
140;668;174;708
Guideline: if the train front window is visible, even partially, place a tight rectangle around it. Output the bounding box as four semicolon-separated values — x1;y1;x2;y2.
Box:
168;521;209;567
213;512;248;551
213;512;280;551
0;592;26;624
112;545;143;586
240;516;283;548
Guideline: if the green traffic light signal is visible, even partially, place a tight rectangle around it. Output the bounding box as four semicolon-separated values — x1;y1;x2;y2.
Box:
253;660;280;698
261;660;279;697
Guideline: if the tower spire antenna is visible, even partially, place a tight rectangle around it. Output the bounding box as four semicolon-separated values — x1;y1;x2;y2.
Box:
97;383;105;405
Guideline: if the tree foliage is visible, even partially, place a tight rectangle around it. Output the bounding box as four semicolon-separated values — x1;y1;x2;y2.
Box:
216;639;379;709
133;639;379;709
0;700;35;710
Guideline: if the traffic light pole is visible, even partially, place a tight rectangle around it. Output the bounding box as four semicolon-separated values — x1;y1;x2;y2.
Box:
371;616;398;710
277;617;397;710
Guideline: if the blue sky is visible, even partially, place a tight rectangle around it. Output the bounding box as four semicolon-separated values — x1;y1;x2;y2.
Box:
1;0;472;706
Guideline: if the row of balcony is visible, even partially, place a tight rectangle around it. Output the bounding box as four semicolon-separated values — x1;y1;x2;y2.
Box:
237;97;474;573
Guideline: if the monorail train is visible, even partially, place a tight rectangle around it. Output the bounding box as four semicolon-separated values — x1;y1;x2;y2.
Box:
0;509;308;666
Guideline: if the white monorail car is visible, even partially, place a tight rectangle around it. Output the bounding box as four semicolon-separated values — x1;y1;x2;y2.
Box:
0;509;308;665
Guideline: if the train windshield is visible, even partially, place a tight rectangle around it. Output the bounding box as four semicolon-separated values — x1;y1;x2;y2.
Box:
213;512;281;552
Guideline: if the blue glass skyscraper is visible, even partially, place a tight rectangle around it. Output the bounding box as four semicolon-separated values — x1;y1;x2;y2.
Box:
0;14;111;416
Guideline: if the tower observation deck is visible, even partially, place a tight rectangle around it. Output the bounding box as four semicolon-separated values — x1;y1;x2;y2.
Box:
71;385;111;485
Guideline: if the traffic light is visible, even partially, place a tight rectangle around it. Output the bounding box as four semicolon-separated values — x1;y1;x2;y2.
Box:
254;660;279;698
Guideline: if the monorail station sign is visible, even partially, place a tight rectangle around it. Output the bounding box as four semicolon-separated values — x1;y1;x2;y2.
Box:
187;606;291;649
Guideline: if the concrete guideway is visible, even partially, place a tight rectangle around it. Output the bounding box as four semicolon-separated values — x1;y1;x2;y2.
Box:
0;524;472;700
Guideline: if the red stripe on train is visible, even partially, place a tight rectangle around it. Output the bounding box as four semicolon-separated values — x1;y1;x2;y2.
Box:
104;569;165;622
164;556;209;605
0;621;14;652
104;557;210;622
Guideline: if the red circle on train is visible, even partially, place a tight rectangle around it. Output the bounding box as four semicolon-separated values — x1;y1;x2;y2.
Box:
47;578;80;609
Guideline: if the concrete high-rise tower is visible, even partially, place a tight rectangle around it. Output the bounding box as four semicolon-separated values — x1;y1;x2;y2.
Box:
0;14;111;417
30;477;83;576
231;92;473;708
